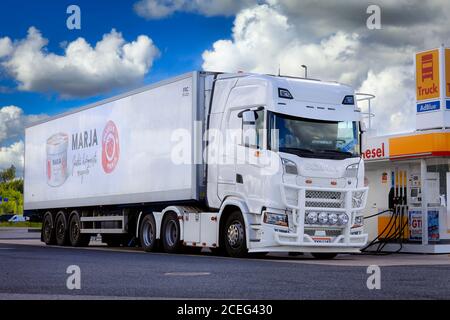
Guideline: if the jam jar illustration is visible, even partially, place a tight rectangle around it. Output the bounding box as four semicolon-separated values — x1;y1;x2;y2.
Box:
46;133;69;187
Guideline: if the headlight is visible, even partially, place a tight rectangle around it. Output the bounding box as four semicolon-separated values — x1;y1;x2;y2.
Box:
328;213;338;225
345;163;359;178
352;191;364;208
338;213;349;225
281;158;298;175
353;215;364;226
306;212;318;224
263;212;288;227
318;212;328;224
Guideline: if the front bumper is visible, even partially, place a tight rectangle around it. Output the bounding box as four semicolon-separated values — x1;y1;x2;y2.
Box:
276;183;369;250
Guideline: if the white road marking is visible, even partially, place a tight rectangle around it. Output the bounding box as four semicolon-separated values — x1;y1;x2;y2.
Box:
0;293;218;300
165;272;211;276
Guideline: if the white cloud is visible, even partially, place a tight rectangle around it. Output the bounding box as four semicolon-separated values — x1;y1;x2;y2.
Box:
0;27;160;98
201;2;450;135
203;5;362;83
0;141;24;173
357;66;416;135
0;105;47;144
0;37;12;58
0;106;46;175
134;0;256;19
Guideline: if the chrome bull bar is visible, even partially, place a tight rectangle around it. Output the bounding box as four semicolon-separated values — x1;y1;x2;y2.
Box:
278;183;369;248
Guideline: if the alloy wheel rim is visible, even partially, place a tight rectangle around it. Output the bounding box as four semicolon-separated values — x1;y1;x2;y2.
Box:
56;219;65;241
71;220;79;241
165;220;178;247
143;220;154;246
44;217;52;241
227;221;244;248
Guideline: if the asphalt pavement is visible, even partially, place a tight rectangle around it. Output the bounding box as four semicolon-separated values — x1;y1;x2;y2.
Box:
0;228;449;300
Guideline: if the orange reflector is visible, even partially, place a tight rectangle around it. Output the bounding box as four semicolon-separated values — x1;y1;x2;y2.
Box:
305;179;312;184
331;181;337;186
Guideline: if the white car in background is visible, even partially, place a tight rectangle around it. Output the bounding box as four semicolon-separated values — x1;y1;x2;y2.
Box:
8;215;29;223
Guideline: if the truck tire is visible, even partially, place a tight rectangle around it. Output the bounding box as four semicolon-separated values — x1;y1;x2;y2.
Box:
311;252;338;260
69;211;90;247
42;212;56;245
223;211;248;258
161;212;181;253
55;212;69;246
140;214;157;252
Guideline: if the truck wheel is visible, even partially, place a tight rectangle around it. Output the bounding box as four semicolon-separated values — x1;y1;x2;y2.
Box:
223;211;248;258
311;252;338;260
55;212;69;246
42;212;56;245
69;211;90;247
161;212;181;253
140;214;156;252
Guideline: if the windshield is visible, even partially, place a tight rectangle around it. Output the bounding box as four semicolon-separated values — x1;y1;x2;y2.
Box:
268;112;360;159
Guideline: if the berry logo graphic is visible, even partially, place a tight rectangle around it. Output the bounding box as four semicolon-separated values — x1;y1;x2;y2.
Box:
102;120;120;173
46;133;69;187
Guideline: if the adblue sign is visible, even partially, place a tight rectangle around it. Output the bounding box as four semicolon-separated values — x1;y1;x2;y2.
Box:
415;46;450;130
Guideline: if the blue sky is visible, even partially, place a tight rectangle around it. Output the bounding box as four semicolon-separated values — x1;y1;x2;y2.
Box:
0;0;233;116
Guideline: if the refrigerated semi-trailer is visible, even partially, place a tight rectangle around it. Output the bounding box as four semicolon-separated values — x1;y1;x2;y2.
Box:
24;71;368;258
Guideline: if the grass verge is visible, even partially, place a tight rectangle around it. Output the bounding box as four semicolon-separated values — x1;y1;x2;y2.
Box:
0;222;42;228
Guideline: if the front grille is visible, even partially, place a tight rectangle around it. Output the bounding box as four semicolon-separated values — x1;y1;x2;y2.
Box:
305;190;344;208
304;229;342;237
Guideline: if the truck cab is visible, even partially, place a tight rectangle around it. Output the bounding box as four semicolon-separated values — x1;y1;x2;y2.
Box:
206;73;368;257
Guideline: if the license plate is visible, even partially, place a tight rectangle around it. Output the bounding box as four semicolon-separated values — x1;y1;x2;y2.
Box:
312;237;332;243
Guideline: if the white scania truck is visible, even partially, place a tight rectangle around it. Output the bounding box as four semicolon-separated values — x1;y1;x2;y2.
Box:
24;71;368;258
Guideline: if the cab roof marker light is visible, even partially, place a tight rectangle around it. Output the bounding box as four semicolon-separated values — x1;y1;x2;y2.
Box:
278;88;293;99
342;95;355;105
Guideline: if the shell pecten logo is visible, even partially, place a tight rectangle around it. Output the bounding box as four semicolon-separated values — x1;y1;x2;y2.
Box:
102;120;120;174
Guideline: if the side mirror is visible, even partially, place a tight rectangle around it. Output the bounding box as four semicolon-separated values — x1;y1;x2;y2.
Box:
360;121;367;133
239;109;257;124
239;110;258;148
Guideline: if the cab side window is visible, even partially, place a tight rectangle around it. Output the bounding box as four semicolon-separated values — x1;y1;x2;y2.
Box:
255;109;264;149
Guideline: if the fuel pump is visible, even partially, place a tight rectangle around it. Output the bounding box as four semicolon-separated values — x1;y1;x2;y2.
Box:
407;171;441;242
385;169;408;241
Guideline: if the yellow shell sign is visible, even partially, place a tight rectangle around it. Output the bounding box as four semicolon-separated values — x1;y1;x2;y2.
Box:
446;48;450;98
416;49;440;101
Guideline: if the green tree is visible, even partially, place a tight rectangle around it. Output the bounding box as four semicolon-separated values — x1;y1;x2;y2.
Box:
0;166;23;214
0;165;16;183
